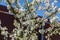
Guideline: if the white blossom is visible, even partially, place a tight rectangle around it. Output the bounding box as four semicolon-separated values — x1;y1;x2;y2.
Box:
54;0;58;3
44;11;50;16
58;8;60;13
13;33;17;38
31;0;35;4
9;0;15;4
1;27;8;31
59;32;60;35
47;27;52;32
1;31;8;36
35;24;39;27
17;30;20;35
53;6;57;10
50;33;53;36
52;2;55;8
50;16;59;23
44;19;48;22
36;0;41;3
31;26;34;31
18;8;24;13
44;0;50;3
45;36;48;39
7;5;11;10
11;37;15;40
47;38;50;40
38;6;42;10
39;30;41;33
10;34;13;37
1;31;6;35
32;13;38;18
45;3;50;9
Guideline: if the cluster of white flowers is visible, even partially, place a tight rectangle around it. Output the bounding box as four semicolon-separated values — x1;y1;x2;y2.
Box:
0;0;60;40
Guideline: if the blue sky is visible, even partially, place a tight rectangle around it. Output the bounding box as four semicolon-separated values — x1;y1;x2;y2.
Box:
0;0;60;21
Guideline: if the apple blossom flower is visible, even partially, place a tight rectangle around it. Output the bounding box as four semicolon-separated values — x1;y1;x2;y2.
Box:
31;0;35;5
44;11;50;16
50;16;59;23
44;0;50;3
54;0;58;3
38;6;42;10
53;6;57;10
1;27;8;31
9;0;15;4
59;32;60;35
18;8;24;13
52;2;55;8
36;0;41;3
45;2;50;9
7;5;11;10
58;8;60;13
1;30;8;36
44;19;48;22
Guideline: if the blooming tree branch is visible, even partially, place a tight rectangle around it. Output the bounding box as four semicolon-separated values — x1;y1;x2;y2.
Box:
0;0;60;40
